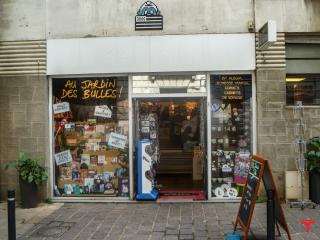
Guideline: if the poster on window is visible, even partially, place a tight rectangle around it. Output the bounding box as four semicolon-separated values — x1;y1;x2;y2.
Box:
234;153;251;184
55;150;72;166
53;102;70;114
108;132;127;150
94;105;112;118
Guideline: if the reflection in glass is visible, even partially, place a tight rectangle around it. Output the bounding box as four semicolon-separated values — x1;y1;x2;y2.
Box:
210;75;252;199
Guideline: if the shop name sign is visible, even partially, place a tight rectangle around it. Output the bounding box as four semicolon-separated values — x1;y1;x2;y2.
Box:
52;78;117;106
258;20;277;50
135;1;163;31
212;75;252;101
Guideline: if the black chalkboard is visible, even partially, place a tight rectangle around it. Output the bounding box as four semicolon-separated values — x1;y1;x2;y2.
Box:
237;158;263;229
234;155;291;240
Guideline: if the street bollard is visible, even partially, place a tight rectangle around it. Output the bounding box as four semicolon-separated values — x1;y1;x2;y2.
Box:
7;190;16;240
267;190;275;240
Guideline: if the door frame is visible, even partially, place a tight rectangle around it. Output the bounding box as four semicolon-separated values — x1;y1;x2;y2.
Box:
131;95;208;198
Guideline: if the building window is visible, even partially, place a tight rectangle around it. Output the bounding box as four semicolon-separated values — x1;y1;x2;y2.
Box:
52;77;129;197
210;74;252;199
286;41;320;105
286;74;320;105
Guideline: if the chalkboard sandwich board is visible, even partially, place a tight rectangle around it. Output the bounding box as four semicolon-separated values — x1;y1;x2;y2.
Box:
234;155;292;240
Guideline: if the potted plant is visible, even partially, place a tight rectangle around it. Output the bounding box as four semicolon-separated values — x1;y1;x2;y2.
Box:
5;152;48;208
306;136;320;204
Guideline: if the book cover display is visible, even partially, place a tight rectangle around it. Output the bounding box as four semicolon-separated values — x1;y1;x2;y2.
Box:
210;75;252;198
52;77;129;197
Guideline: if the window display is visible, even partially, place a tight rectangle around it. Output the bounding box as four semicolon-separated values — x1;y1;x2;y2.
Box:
52;77;129;197
210;75;252;198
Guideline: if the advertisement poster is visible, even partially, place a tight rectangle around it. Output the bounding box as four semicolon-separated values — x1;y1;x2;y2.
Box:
55;150;72;166
53;102;70;114
108;132;127;150
94;105;112;118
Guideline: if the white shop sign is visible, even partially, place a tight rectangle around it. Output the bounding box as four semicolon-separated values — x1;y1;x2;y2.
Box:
94;105;112;118
108;133;127;150
47;34;255;75
55;150;72;166
53;102;70;114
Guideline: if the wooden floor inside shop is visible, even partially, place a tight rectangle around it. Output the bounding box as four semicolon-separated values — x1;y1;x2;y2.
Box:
156;174;203;191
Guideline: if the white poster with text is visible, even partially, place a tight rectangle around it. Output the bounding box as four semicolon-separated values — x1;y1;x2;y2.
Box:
94;105;112;118
55;150;72;166
53;102;70;114
108;132;127;150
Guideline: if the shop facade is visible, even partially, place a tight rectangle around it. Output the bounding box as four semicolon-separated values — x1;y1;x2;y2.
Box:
1;0;319;203
47;33;256;201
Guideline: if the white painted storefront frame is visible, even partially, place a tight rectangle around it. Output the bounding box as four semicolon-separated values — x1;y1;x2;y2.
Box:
47;33;256;202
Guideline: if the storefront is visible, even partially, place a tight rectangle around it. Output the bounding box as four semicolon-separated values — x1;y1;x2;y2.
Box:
47;33;256;201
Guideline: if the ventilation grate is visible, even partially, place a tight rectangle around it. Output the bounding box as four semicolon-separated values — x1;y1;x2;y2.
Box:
256;32;285;70
0;40;46;75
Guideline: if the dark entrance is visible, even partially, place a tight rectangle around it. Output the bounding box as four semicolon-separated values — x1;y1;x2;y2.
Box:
134;98;207;199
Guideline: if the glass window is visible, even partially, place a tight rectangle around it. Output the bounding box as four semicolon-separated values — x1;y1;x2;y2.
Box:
133;75;207;94
286;74;320;105
52;77;129;197
210;75;252;199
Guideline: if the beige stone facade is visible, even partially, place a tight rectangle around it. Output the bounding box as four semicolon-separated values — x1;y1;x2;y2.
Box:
256;69;320;197
0;76;49;201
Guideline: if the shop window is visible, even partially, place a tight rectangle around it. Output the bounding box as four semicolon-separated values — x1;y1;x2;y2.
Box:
52;77;129;197
286;42;320;105
133;75;206;94
210;75;252;199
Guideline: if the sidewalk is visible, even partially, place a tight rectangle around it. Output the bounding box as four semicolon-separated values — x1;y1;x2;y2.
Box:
0;202;63;239
0;202;316;240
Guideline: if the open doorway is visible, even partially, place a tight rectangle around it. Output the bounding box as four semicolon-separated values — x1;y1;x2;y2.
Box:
134;98;207;200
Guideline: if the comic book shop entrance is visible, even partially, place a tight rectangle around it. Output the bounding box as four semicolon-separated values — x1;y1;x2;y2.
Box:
133;97;207;200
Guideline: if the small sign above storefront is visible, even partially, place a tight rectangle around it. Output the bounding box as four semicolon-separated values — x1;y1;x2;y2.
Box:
135;1;163;31
258;20;276;50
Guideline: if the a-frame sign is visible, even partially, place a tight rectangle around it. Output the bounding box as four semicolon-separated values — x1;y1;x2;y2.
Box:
234;155;292;240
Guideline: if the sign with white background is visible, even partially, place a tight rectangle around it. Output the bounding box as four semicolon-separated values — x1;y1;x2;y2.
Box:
108;132;127;149
94;105;112;118
55;150;72;166
53;102;70;114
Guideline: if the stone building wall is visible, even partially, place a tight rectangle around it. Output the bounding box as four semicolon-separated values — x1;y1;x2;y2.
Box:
0;75;49;201
256;69;320;198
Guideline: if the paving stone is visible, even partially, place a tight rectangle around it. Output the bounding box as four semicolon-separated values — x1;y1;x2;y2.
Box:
179;235;193;239
165;236;179;240
179;228;193;235
167;229;179;235
194;230;207;237
14;203;320;240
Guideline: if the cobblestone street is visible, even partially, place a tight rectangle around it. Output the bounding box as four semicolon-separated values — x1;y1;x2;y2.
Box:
12;203;320;240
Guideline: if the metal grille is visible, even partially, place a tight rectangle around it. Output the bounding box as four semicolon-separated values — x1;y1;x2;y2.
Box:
0;40;46;75
256;32;285;69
